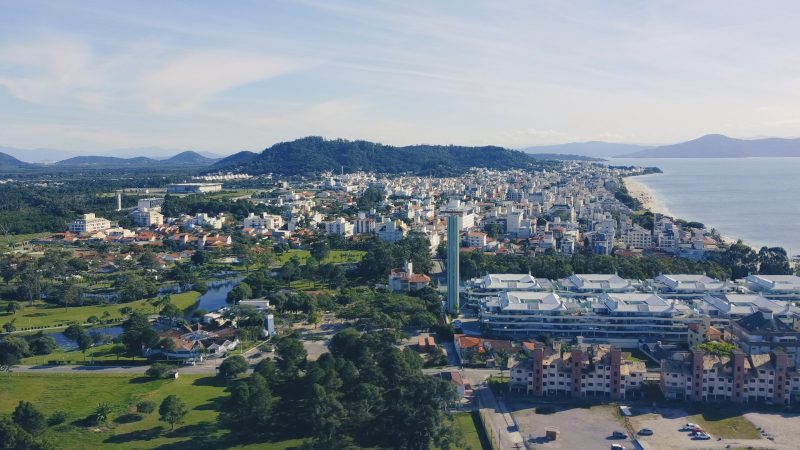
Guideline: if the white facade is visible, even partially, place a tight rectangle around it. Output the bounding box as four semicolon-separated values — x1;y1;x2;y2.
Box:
69;213;111;233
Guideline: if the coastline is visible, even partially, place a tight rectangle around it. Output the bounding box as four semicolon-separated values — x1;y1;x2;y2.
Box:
623;175;742;248
622;175;671;217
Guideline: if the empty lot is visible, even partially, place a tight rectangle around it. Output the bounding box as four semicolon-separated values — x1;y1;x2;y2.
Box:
511;403;633;450
629;406;797;450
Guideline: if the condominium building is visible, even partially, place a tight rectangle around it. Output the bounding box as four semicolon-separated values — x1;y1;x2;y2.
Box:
510;342;646;400
243;213;284;230
745;274;800;297
622;224;651;249
730;309;800;368
651;274;728;295
323;217;354;237
131;208;164;227
660;349;800;405
480;291;697;344
558;274;636;293
69;213;111;233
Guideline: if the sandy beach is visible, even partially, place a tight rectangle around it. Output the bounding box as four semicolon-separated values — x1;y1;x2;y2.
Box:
623;175;671;216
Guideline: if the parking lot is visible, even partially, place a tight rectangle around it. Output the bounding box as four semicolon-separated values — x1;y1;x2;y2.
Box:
628;406;797;450
511;403;634;450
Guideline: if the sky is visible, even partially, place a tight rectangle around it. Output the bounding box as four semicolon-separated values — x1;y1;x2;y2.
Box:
2;0;800;160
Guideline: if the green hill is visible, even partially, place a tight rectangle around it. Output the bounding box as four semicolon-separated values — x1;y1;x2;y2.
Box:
210;136;560;176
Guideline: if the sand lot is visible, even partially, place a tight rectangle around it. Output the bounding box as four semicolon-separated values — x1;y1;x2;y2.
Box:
629;406;798;450
512;403;633;450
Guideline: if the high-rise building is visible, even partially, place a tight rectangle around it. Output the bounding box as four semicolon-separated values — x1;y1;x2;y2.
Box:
447;215;460;315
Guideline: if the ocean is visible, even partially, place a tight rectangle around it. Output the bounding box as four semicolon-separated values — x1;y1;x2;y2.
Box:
611;157;800;256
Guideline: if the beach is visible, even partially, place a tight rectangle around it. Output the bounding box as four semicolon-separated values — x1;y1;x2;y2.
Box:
623;175;743;248
623;175;671;216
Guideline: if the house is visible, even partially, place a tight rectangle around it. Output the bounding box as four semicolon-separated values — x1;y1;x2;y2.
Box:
438;371;472;398
388;262;431;292
687;316;723;348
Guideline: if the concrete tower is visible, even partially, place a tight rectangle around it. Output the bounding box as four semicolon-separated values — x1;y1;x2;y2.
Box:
115;192;122;211
446;215;460;315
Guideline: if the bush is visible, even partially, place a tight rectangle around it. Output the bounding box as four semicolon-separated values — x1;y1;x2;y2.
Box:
48;411;68;426
145;363;176;379
136;400;156;414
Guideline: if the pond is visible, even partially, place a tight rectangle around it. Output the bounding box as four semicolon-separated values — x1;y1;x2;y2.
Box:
50;325;124;351
190;278;243;314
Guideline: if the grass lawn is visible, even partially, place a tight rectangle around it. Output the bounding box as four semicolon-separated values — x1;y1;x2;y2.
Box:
449;412;488;450
0;232;50;246
0;291;200;331
19;343;149;365
273;249;365;266
687;409;760;439
0;373;306;449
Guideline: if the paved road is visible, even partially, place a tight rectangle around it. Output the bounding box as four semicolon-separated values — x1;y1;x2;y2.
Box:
476;384;524;450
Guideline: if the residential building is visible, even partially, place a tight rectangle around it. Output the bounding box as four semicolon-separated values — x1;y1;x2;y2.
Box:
510;342;646;400
69;213;111;233
745;275;800;297
652;274;728;295
660;349;799;405
377;219;408;243
131;208;164;227
388;262;431;292
323;217;354;236
243;213;284;230
730;309;800;367
559;274;636;293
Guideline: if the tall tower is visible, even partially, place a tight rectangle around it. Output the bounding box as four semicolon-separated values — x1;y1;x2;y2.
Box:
115;191;122;211
446;215;460;315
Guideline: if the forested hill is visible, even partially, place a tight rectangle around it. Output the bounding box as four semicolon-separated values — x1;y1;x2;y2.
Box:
210;136;561;176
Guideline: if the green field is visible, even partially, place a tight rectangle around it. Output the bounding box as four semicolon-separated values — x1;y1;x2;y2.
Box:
273;249;366;266
0;232;50;246
0;373;305;449
686;409;760;439
450;412;489;450
0;291;200;331
18;343;148;365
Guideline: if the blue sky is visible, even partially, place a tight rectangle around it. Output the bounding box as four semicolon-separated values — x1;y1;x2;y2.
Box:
2;1;800;159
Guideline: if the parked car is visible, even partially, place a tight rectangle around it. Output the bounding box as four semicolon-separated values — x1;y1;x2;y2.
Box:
693;432;711;440
610;444;626;450
681;423;702;432
637;428;654;436
611;430;627;439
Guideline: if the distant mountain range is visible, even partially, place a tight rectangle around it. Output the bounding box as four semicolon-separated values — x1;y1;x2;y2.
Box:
617;134;800;158
0;150;219;170
210;136;561;176
0;146;223;164
522;141;652;159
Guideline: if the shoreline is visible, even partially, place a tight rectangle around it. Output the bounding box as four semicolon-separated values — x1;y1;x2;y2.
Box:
623;175;744;249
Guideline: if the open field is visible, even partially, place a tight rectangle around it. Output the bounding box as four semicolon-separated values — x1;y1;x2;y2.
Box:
0;291;200;330
273;249;366;266
449;412;489;450
0;232;50;246
0;373;305;449
18;343;149;365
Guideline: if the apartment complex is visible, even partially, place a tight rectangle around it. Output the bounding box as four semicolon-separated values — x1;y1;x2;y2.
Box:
510;342;646;400
69;213;111;233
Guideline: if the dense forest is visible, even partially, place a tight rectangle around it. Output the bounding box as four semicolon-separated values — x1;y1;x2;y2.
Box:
210;136;562;176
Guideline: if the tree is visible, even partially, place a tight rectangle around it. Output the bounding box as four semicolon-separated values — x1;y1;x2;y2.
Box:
0;336;29;367
758;246;791;275
5;302;18;315
226;282;252;304
0;416;50;450
2;320;15;333
159;395;188;431
146;363;176;379
191;250;206;266
696;341;737;356
223;373;273;430
276;335;307;378
121;312;159;356
723;241;758;279
218;355;249;379
160;302;182;322
28;333;56;356
138;251;161;271
12;401;46;434
310;241;330;261
93;402;113;425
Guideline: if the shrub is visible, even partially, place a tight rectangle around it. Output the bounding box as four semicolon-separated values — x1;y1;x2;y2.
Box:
136;400;156;414
48;411;68;426
145;363;176;379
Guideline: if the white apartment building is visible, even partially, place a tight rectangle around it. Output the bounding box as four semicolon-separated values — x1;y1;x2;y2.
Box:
377;219;408;243
69;213;111;233
243;213;284;230
623;224;651;249
184;213;226;230
131;208;164;227
323;217;354;237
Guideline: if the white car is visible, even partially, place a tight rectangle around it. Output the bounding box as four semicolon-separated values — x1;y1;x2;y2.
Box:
693;432;711;440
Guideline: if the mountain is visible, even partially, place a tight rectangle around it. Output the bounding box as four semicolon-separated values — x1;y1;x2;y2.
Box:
0;151;33;169
55;156;158;166
522;141;652;159
163;151;219;165
618;134;800;158
210;136;560;176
